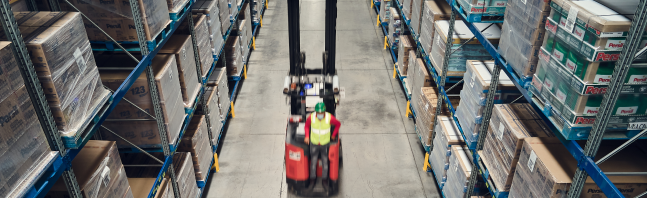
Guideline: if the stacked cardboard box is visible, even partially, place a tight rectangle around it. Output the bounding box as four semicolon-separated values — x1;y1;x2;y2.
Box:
225;36;244;77
61;0;170;42
480;104;553;192
219;0;232;34
414;87;438;146
128;178;158;198
47;141;133;198
498;0;551;81
193;0;225;58
409;0;424;37
167;0;189;15
178;14;215;78
172;152;201;198
430;20;500;77
397;36;415;76
199;68;231;144
442;145;472;198
0;44;53;195
379;0;392;23
510;138;647;198
401;0;412;20
409;56;431;112
419;0;452;57
160;34;202;108
388;7;402;50
252;0;264;25
430;116;464;188
155;179;175;198
10;0;28;12
456;0;507;16
238;2;253;61
99;54;185;149
1;12;110;138
454;60;520;146
178;116;213;182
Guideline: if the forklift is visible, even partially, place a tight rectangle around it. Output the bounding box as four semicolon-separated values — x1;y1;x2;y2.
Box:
283;0;342;196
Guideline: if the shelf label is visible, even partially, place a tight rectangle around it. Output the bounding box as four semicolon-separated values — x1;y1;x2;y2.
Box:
593;75;611;84
565;7;578;32
628;122;647;130
583;106;599;116
627;75;647;83
527;150;537;172
616;106;638;115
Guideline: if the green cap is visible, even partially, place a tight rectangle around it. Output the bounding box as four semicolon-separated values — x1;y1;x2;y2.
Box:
315;102;326;113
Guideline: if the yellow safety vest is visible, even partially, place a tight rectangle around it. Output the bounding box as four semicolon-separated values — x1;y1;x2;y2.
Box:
310;112;332;145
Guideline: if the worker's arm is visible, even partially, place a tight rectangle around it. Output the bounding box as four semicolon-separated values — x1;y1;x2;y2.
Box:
304;115;312;139
329;115;341;139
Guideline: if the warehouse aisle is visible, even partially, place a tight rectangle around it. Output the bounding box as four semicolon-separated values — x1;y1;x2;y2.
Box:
203;0;441;197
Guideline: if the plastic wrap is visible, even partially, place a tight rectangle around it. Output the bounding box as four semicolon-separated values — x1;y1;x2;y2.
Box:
177;116;212;181
410;58;433;125
430;116;464;189
430;21;498;77
401;0;412;19
442;145;471;198
462;60;519;102
178;14;215;78
456;0;507;15
154;179;175;198
0;122;50;197
0;42;25;110
3;12;107;136
99;54;185;149
10;0;28;12
172;153;200;198
218;0;232;34
237;18;251;62
101;166;131;198
193;0;225;56
454;100;480;145
379;0;391;23
419;1;452;56
410;0;423;35
160;34;201;108
225;36;243;76
200;86;224;144
168;0;188;13
397;38;414;76
61;0;170;41
413;87;438;146
207;67;230;120
388;8;401;49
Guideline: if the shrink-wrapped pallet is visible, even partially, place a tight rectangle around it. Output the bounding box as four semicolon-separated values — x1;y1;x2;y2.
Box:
419;0;451;56
225;36;244;76
178;14;215;78
99;54;185;149
178;115;213;182
379;0;392;23
397;36;415;76
172;152;201;198
160;34;202;108
413;87;438;146
388;8;402;49
193;0;225;56
430;116;464;188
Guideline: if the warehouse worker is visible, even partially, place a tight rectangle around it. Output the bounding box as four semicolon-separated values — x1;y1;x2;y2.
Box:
304;102;341;182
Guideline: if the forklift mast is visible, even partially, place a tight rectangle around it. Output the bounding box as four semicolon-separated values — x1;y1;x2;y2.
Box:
284;0;339;118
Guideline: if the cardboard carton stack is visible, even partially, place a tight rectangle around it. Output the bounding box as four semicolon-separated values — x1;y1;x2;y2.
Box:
409;0;423;36
99;54;185;149
1;12;110;140
430;21;500;77
388;7;402;50
238;2;253;62
178;116;213;182
441;145;473;198
225;36;244;77
192;0;225;58
160;34;202;108
397;36;415;76
509;138;647;198
498;0;551;81
456;0;507;17
172;152;201;198
0;43;53;196
10;0;28;12
219;0;232;34
252;0;264;25
47;141;133;198
178;14;215;78
414;87;438;146
401;0;412;20
61;0;170;42
200;67;231;144
419;0;451;56
430;116;464;188
379;0;392;24
409;57;432;107
454;60;520;146
480;104;553;192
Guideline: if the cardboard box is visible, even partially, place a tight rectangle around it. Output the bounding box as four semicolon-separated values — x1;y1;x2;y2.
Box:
192;0;225;55
225;36;243;76
388;7;401;47
204;67;230;123
178;14;215;78
0;122;50;197
177;116;215;182
419;0;452;56
171;152;200;198
61;0;170;42
128;178;157;198
397;36;415;76
0;42;25;102
9;0;28;12
442;145;472;198
430;116;464;188
379;0;391;23
154;178;174;198
160;34;201;108
167;0;189;14
99;54;185;149
47;141;125;198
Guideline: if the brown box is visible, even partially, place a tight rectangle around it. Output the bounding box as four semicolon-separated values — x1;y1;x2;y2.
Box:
61;0;171;42
442;145;473;198
48;141;125;198
397;35;415;76
154;178;174;198
171;152;200;198
99;54;185;149
419;0;452;55
0;122;50;196
0;42;25;102
224;36;243;76
178;14;215;78
160;34;201;108
128;178;157;198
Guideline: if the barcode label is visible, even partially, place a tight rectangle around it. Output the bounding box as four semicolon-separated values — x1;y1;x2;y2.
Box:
628;122;647;130
565;7;579;32
73;48;87;73
496;122;505;140
101;166;111;187
528;150;537;172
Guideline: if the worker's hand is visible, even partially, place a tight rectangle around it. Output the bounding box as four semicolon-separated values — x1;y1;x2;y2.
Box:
304;138;309;145
331;136;337;141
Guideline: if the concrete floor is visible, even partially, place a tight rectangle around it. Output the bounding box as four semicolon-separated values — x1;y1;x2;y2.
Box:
203;0;441;197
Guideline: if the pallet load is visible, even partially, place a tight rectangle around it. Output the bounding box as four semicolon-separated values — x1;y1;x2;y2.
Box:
61;0;170;42
456;0;507;19
409;57;434;144
178;116;213;183
454;60;520;146
479;104;553;192
201;67;231;143
192;0;226;58
388;7;402;51
1;12;111;142
178;14;216;78
160;34;202;108
498;0;551;82
419;0;452;57
238;2;253;61
530;0;647;139
414;87;438;146
401;0;412;20
429;116;464;189
172;152;201;198
219;0;232;34
430;20;500;77
252;0;264;25
0;42;55;196
154;179;175;198
225;36;244;77
47;141;133;198
98;54;185;149
442;145;487;198
379;0;392;24
510;138;647;198
397;36;415;77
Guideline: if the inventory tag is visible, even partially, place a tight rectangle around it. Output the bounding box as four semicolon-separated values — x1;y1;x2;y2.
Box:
73;48;87;73
565;7;578;32
496;122;505;140
528;150;537;172
101;166;110;187
628;122;647;130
